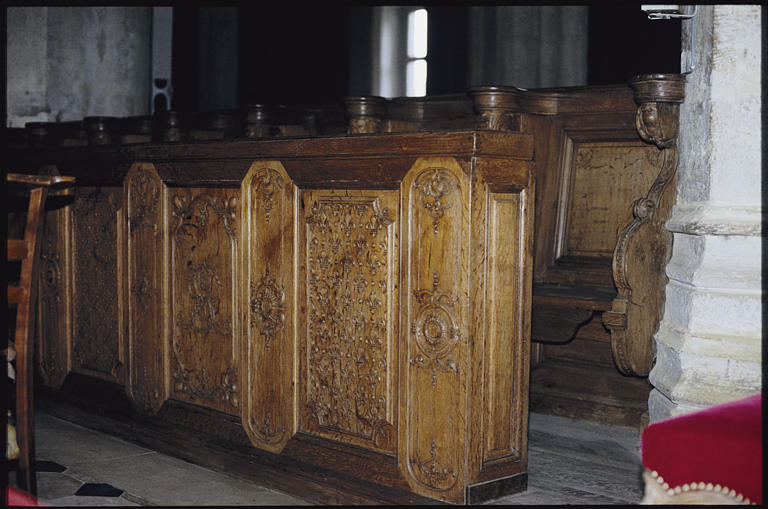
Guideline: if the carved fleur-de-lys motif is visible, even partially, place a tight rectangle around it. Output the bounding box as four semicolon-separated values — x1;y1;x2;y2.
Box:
418;169;455;234
250;266;285;349
250;411;285;444
251;168;283;224
305;196;393;442
411;440;457;490
175;261;232;337
410;273;461;388
128;169;160;230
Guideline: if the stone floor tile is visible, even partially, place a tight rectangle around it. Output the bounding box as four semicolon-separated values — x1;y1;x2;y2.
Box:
40;495;140;506
32;409;647;506
36;412;153;466
36;471;84;500
63;452;300;506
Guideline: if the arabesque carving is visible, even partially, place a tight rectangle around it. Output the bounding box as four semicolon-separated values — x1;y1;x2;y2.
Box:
417;169;456;234
304;195;394;444
411;440;458;491
171;190;239;410
251;168;283;224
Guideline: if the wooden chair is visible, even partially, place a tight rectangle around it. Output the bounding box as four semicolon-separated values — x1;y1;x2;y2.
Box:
6;173;74;495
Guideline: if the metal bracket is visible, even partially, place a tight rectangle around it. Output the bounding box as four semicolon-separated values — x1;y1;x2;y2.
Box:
641;4;697;20
641;5;698;74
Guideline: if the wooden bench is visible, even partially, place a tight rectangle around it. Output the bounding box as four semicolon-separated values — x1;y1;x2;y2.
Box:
5;74;684;502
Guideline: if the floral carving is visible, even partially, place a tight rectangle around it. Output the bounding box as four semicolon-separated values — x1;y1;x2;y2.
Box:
411;440;457;490
304;196;394;443
128;168;160;231
249;411;286;445
250;266;285;349
251;168;283;224
410;273;461;388
74;187;122;380
172;193;237;240
171;190;239;409
173;365;238;408
417;169;456;234
175;261;232;337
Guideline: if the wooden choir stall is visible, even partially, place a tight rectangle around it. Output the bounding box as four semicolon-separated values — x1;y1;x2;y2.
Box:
6;74;683;505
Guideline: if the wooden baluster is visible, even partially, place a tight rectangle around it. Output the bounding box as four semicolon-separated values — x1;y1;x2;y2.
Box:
156;111;184;142
85;116;117;146
245;104;271;138
468;86;524;131
25;122;51;148
343;96;387;134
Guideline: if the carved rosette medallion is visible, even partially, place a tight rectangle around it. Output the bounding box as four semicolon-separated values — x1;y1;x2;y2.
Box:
171;191;239;410
249;267;285;349
251;168;283;224
410;273;461;388
417;169;456;234
304;195;394;445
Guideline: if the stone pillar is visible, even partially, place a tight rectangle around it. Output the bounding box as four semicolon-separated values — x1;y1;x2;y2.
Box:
648;5;762;420
6;7;151;127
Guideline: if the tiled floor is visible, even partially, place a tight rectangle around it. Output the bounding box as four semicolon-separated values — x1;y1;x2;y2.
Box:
11;410;645;505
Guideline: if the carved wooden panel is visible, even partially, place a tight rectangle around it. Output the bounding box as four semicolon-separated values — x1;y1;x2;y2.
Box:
71;186;124;384
400;157;470;503
241;162;296;453
481;188;529;464
36;167;74;388
558;141;663;260
124;164;166;413
169;187;240;415
299;189;399;454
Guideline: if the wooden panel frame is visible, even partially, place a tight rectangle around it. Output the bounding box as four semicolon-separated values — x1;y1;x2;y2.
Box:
168;186;240;414
241;161;297;453
123;163;168;414
400;157;470;504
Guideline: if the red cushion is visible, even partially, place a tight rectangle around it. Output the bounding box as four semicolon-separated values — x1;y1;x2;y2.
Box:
7;486;46;507
641;393;762;503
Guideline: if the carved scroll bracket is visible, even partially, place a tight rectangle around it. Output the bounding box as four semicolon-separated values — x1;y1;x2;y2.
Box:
631;73;685;149
604;74;685;376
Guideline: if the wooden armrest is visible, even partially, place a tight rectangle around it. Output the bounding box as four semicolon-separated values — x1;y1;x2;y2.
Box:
7;173;75;191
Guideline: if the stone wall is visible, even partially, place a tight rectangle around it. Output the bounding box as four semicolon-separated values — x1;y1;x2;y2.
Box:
6;7;151;127
649;5;763;420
